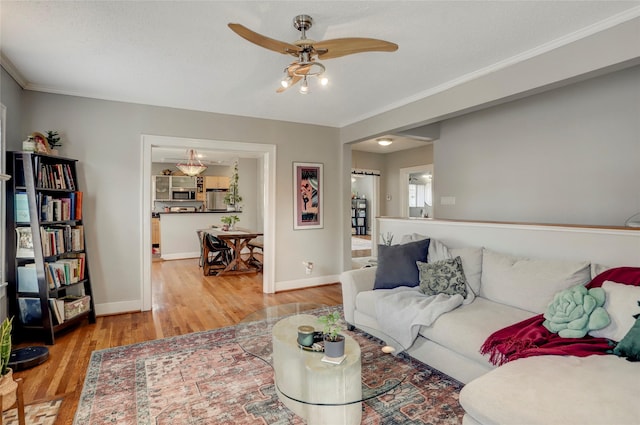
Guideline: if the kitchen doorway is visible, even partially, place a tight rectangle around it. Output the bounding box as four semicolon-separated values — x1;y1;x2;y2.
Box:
141;135;276;312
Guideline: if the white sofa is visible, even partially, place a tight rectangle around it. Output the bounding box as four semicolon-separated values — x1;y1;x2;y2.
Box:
341;219;640;425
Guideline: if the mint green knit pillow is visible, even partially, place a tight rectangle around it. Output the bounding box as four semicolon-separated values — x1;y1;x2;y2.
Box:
543;285;610;338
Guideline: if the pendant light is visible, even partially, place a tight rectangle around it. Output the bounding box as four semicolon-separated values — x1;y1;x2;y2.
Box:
176;149;207;176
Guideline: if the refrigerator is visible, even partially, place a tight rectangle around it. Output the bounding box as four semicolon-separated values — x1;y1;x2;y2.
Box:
206;189;228;211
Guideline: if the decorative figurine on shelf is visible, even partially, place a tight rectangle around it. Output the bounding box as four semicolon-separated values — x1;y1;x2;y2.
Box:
30;132;50;154
220;215;240;231
224;161;242;211
45;131;62;155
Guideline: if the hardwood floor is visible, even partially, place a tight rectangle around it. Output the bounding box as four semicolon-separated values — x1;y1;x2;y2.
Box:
11;258;343;424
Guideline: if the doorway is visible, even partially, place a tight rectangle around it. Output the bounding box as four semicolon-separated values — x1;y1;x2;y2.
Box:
399;164;433;218
141;135;276;311
350;169;379;267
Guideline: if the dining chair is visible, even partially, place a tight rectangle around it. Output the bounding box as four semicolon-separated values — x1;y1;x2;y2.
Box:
198;231;232;275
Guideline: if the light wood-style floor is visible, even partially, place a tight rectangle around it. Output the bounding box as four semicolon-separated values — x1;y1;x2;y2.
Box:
12;258;343;424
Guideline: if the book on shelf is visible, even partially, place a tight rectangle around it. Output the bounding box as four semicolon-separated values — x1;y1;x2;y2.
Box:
16;227;34;258
18;297;42;325
49;298;64;325
15;192;30;222
37;191;83;222
17;264;39;293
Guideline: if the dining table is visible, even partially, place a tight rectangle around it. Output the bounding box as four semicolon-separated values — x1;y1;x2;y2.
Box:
202;227;263;276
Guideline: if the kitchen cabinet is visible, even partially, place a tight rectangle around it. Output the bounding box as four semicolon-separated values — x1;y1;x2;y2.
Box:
205;176;230;190
152;217;161;246
171;176;196;188
153;176;170;201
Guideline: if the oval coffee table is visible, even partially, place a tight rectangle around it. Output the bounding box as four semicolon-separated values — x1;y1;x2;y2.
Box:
238;303;410;425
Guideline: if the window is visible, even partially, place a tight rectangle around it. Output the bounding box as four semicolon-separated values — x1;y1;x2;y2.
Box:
409;181;432;207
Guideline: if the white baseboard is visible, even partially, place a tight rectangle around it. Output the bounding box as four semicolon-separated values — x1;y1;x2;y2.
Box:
95;300;142;316
275;274;340;292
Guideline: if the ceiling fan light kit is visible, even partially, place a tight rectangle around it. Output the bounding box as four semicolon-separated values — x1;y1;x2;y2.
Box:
228;14;398;94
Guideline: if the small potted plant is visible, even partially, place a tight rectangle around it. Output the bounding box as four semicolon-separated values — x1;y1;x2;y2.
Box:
0;317;17;411
220;215;240;231
46;131;62;155
318;311;345;358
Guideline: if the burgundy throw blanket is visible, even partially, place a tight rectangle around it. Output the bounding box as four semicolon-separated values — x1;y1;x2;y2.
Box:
480;267;640;366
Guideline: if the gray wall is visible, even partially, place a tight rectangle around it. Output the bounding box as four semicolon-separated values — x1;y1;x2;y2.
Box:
10;90;340;306
434;65;640;226
1;68;23;146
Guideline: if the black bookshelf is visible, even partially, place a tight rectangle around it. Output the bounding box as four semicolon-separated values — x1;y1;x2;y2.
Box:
6;152;96;345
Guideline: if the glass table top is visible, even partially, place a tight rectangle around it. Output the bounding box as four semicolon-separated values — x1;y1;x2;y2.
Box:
236;303;412;406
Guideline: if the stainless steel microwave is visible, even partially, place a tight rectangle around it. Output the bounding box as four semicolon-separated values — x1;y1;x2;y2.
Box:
171;189;196;200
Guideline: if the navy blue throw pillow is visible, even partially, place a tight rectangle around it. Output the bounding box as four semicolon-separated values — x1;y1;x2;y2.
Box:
374;238;430;290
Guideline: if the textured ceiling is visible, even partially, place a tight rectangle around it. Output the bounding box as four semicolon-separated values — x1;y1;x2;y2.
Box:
2;1;639;131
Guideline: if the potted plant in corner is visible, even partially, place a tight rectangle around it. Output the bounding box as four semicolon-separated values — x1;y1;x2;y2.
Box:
0;317;18;411
224;161;242;211
318;311;345;358
220;215;240;231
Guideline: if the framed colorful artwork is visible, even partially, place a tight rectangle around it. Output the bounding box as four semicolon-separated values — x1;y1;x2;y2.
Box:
293;162;323;229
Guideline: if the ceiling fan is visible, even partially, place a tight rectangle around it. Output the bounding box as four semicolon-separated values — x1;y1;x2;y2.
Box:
228;15;398;93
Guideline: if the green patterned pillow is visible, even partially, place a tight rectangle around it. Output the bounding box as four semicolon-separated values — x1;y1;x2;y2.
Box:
417;257;468;297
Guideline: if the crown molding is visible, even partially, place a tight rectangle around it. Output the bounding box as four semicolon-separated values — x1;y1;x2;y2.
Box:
0;53;27;88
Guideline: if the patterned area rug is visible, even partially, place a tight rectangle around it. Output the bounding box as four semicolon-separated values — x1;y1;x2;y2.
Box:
74;307;463;424
3;398;62;425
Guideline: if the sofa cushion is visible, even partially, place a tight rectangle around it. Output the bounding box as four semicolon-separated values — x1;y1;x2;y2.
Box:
418;297;534;366
460;355;640;425
374;238;430;290
590;280;640;341
417;257;467;297
480;249;591;314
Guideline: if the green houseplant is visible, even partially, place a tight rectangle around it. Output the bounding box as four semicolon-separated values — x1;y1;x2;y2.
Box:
224;161;242;211
0;317;18;410
45;131;62;150
220;215;240;230
318;311;345;358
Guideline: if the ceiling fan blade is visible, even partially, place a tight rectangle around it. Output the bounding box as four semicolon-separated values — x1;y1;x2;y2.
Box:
228;23;301;55
314;37;398;59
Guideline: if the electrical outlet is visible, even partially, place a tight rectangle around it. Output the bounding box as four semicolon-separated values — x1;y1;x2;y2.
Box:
303;261;313;275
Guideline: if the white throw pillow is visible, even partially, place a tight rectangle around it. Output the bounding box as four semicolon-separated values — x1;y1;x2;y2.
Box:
400;233;428;244
590;281;640;342
591;263;613;280
480;249;591;314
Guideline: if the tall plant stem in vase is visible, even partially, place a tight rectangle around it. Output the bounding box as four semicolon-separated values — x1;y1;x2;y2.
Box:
224;161;242;211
